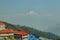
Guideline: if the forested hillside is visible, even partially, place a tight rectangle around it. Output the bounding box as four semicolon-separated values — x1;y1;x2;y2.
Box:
2;21;60;40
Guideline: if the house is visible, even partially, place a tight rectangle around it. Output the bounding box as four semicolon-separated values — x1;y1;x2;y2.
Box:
0;21;6;30
15;30;28;40
0;29;15;40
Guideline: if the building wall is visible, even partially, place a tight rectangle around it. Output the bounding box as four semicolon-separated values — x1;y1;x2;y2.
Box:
0;24;6;30
0;33;15;40
0;33;14;36
22;35;29;40
39;37;48;40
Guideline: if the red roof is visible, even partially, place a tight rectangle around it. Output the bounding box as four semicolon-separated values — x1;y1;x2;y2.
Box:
16;31;28;35
0;29;14;34
0;21;4;25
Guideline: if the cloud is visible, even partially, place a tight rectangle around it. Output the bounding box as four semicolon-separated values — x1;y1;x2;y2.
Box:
12;10;40;17
26;10;40;16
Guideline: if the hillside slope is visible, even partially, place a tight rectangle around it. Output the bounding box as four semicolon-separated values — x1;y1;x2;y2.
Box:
2;21;60;40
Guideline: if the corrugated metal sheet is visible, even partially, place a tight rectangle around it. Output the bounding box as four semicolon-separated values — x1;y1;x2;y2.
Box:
0;29;14;34
16;31;28;35
28;34;39;40
0;21;4;25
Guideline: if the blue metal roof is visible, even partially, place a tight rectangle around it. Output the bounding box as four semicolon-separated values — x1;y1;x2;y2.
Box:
28;34;39;40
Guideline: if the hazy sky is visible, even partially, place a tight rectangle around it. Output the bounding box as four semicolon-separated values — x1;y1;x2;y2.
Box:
0;0;60;36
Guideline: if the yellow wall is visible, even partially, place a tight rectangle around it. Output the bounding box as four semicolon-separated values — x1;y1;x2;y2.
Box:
0;33;14;36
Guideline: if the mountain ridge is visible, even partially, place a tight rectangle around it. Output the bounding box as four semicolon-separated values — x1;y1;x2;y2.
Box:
1;21;60;40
